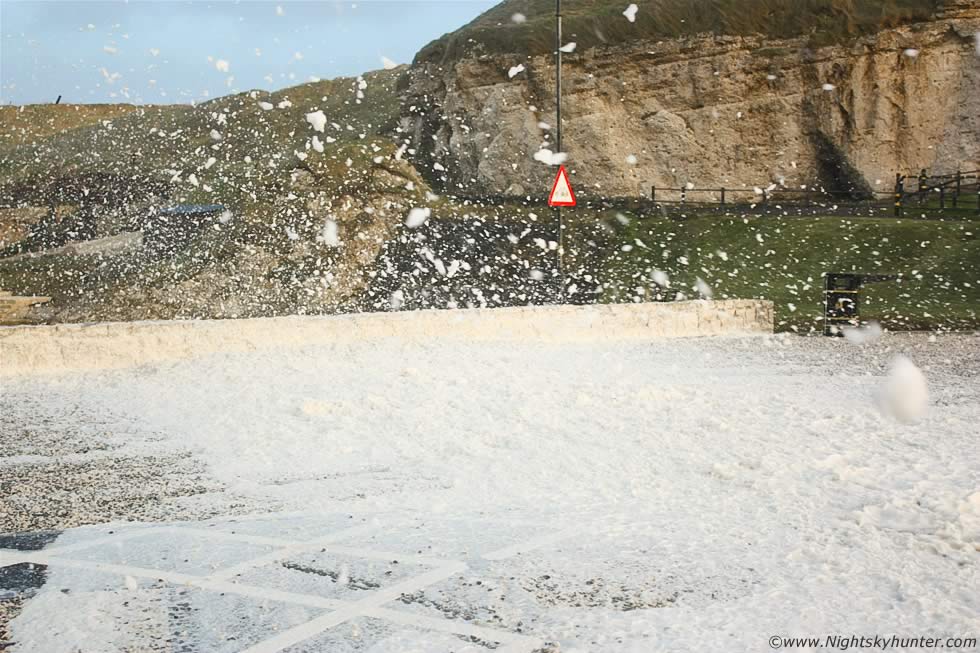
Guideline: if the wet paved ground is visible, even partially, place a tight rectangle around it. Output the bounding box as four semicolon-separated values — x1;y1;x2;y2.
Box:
2;332;978;652
0;511;577;652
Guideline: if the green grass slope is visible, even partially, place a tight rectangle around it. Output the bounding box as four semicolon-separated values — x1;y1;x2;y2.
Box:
0;104;141;148
416;0;940;63
0;67;406;213
0;67;434;322
584;211;979;332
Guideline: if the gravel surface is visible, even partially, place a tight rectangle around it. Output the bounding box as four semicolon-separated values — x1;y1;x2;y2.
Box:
0;397;268;646
0;398;264;533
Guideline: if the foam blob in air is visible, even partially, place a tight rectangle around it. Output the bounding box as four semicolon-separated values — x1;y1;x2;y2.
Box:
842;321;883;346
877;355;929;423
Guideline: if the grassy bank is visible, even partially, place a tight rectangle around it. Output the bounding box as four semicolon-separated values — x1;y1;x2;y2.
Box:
417;0;939;63
0;67;405;212
579;212;979;332
3;194;976;331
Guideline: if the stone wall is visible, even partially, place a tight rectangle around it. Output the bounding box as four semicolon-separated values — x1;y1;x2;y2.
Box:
0;300;773;376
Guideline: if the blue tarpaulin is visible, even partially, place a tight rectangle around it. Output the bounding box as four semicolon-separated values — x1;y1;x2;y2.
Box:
157;204;225;216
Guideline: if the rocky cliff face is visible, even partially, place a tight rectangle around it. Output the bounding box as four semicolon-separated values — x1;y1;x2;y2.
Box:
401;9;980;198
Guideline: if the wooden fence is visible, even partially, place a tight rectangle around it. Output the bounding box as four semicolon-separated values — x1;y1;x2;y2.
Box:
649;169;980;218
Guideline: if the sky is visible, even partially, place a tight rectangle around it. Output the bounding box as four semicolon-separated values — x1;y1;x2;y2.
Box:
0;0;496;105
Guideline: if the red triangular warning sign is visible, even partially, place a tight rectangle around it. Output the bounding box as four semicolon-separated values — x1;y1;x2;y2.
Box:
548;165;576;207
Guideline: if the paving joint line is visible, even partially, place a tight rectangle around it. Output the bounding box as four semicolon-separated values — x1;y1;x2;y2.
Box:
207;522;379;582
239;561;469;653
1;533;541;652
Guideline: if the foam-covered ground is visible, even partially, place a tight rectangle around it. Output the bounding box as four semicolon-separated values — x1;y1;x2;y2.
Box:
1;332;978;652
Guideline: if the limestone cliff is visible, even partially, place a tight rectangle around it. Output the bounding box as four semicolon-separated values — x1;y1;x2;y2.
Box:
401;6;980;198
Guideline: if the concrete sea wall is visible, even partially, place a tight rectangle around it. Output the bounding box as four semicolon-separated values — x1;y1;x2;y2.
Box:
0;300;773;376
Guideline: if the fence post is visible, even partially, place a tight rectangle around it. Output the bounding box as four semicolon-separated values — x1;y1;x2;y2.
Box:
894;173;904;217
680;187;686;204
976;185;979;215
720;187;725;207
939;186;945;210
651;185;656;203
954;171;961;208
919;168;927;200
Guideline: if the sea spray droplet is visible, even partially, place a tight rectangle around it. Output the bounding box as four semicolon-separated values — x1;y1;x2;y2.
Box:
305;110;327;132
842;321;883;346
533;149;567;166
405;207;431;228
389;290;405;310
695;277;713;299
322;219;339;247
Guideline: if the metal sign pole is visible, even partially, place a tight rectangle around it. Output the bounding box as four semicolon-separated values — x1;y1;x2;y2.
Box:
555;0;564;303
